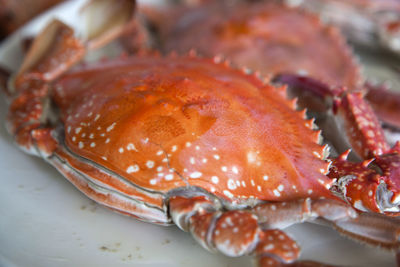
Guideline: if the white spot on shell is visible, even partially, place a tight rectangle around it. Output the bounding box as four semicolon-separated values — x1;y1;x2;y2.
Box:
212;176;219;184
232;166;239;174
126;165;139;173
221;166;228;172
127;143;138;151
278;184;284;192
90;142;96;148
75;127;82;134
171;145;177;152
263;175;269;181
227;179;237;190
78;142;84;149
165;174;174;181
264;244;274;251
105;138;110;144
106;122;116;132
213;154;220;160
119;147;124;153
146;161;154;169
150;179;157;185
190;172;202;178
273;189;281;197
247;151;257;163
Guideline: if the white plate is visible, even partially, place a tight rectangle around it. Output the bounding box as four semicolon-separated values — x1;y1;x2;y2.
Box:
0;1;396;266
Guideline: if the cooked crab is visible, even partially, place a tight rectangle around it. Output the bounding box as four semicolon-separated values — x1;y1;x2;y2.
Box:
129;0;400;213
3;1;400;266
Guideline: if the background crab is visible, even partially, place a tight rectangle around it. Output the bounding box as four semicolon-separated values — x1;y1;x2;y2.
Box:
0;0;400;267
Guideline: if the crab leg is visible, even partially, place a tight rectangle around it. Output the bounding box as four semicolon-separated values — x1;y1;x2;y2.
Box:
169;195;400;266
169;195;304;266
330;93;400;214
6;0;136;156
365;82;400;130
7;20;85;156
274;74;400;214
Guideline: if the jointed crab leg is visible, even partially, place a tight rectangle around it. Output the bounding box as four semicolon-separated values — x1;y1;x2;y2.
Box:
365;82;400;131
169;195;400;267
6;0;136;156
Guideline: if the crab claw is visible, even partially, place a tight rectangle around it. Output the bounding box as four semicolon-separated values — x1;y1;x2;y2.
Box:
329;151;384;213
329;146;400;215
80;0;136;50
373;142;400;214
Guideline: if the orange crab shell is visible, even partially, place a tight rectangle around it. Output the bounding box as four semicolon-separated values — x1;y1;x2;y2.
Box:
155;1;361;90
52;55;332;209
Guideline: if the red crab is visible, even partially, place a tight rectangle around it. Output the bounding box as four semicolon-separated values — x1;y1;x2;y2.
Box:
4;1;400;266
130;0;400;215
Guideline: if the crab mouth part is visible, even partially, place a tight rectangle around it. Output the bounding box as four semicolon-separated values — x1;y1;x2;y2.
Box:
376;181;400;213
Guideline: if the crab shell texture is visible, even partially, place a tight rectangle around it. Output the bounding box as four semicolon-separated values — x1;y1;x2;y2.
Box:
155;1;361;90
46;55;333;224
